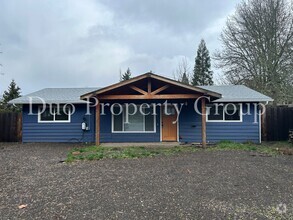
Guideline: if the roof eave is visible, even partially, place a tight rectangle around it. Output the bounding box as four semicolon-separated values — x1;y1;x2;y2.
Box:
212;98;274;103
8;100;91;105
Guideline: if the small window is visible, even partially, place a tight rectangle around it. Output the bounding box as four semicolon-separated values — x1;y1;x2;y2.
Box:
224;104;241;121
207;104;242;122
55;107;71;121
207;105;223;121
40;108;54;121
38;105;71;123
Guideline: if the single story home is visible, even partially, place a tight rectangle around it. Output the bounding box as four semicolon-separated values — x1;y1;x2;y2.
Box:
9;73;273;145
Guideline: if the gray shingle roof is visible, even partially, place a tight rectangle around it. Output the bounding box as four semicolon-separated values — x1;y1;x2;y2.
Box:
198;85;273;102
9;88;100;104
9;85;273;104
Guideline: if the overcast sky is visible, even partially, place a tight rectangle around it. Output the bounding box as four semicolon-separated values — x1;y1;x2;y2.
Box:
0;0;240;95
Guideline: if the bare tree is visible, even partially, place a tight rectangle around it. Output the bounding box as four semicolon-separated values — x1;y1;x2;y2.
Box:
215;0;293;104
173;57;192;85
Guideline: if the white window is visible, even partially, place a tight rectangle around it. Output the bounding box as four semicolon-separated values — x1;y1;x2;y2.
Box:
207;103;242;122
38;106;71;123
112;105;156;133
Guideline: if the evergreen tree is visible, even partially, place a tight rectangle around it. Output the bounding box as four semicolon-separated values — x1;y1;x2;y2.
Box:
192;39;213;86
120;68;132;81
0;79;21;112
181;72;189;85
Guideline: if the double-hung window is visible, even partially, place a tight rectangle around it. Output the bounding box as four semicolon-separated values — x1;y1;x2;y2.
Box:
207;103;242;122
112;105;156;133
38;105;71;123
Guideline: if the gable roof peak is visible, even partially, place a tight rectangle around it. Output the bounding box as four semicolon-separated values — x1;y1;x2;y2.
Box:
81;72;222;99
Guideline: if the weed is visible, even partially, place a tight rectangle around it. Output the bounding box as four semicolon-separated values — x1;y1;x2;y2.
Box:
66;145;198;162
66;142;290;162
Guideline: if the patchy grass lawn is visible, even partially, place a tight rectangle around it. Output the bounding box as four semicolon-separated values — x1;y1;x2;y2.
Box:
66;145;199;162
66;141;293;162
211;141;293;155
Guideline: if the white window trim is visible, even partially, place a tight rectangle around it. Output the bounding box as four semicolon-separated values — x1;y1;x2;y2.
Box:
160;107;162;142
259;107;261;144
206;103;243;123
111;105;156;133
38;106;71;123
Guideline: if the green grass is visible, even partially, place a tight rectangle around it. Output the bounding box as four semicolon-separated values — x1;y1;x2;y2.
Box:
210;140;292;155
66;141;293;162
66;145;199;162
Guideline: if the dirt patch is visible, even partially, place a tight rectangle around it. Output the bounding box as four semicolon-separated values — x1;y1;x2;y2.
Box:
278;147;293;155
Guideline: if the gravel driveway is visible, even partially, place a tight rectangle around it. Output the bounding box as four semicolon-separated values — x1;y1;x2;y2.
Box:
0;143;292;219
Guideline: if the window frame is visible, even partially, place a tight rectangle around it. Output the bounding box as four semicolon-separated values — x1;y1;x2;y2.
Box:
206;103;243;123
38;106;71;123
111;105;156;133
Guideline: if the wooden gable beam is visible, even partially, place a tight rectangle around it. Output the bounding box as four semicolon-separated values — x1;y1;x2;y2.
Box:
99;94;200;100
148;78;152;93
81;73;150;99
130;85;148;95
151;85;170;95
81;72;222;100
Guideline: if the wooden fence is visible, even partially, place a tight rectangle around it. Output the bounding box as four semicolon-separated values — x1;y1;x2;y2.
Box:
0;112;22;142
262;106;293;141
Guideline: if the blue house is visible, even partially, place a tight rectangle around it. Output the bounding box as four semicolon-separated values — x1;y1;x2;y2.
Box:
10;73;273;145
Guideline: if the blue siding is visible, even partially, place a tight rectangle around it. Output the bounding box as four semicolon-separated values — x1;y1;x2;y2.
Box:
179;100;202;143
22;104;95;143
179;102;260;143
22;101;261;144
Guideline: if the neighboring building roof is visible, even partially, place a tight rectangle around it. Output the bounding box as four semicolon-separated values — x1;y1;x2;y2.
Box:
199;85;273;102
8;88;100;104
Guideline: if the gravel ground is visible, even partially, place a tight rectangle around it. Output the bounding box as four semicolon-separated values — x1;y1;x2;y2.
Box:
0;143;292;219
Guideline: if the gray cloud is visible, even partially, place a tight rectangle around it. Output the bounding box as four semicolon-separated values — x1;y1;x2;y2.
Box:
0;0;239;94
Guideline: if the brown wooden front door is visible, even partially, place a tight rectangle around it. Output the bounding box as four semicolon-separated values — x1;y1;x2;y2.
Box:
162;106;178;141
